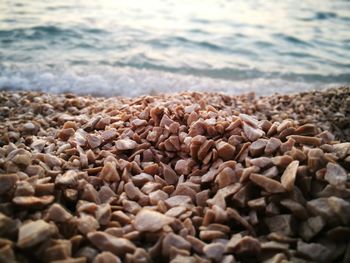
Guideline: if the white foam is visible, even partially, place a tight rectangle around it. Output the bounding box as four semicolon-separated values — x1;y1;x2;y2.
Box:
0;65;343;97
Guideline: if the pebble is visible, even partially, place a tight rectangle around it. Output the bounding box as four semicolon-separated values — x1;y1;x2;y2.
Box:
87;231;136;257
280;160;299;191
133;209;174;232
0;174;18;195
17;220;55;248
324;162;347;189
250;173;285;193
116;139;137;150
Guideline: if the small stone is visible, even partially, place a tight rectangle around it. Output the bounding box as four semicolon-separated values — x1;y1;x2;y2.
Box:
324;162;347;189
161;163;179;185
249;157;272;168
101;129;117;141
17;220;55;248
78;214;100;235
93;252;121;263
203;243;225;262
100;162;120;183
95;204;112;225
265;137;282;155
116;139;137;150
265;214;296;236
226;235;261;255
287;135;322;146
149;190;169;205
162;233;191;257
134;209;174;232
216;141;235;161
86;134;102;149
0;174;18;195
243;123;264;141
250;173;285;193
307;196;350;225
87;231;136;257
175;159;194;176
280;160;299;191
0;212;17;236
47;204;73;223
55;170;79;186
249;139;267;157
13;195;54;208
297;241;332;263
44;154;63;168
165;196;192;207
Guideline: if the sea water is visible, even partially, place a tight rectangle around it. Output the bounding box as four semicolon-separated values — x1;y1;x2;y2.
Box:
0;0;349;96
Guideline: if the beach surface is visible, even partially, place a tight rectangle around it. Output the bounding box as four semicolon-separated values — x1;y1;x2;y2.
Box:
0;87;349;262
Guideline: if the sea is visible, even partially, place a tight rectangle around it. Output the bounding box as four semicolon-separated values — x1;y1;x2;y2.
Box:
0;0;349;97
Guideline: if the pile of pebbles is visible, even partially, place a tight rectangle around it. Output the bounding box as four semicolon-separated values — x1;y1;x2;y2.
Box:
0;87;349;263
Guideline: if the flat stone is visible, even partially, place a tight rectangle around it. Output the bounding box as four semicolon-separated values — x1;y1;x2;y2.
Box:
86;134;102;149
265;137;282;155
0;174;18;195
297;241;332;262
13;195;54;209
55;170;79;187
100;162;120;183
265;214;296;236
307;196;350;225
249;139;267;157
243;123;264;141
162;233;191;257
324;162;347;189
116;139;137;150
47;203;73;223
149;190;169;205
134;209;174;232
203;243;225;262
226;235;261;255
17;220;55;248
93;252;121;263
87;231;136;257
250;173;285;193
165;195;192;207
216;141;235;161
280;160;299;191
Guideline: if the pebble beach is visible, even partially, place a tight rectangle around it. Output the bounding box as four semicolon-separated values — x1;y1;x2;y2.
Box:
0;87;349;262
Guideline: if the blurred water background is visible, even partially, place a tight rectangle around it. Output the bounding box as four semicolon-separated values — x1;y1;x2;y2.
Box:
0;0;349;96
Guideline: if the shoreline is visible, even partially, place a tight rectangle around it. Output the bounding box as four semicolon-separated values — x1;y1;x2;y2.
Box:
0;86;349;262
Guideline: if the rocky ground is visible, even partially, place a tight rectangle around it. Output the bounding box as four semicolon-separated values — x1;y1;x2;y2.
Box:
0;87;349;263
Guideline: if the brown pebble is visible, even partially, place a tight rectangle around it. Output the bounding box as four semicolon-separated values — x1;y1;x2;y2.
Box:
216;141;235;161
265;214;296;236
287;135;322;146
17;220;55;248
13;195;54;208
87;231;136;257
203;243;225;262
162;232;191;257
250;173;285;193
297;241;331;262
47;203;73;223
226;235;261;255
100;162;120;183
116;139;137;150
0;174;18;195
133;209;174;232
324;162;347;190
93;252;121;263
280;160;299;191
243;123;264;141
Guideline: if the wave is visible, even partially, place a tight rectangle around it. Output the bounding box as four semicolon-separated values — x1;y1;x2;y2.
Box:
0;65;346;97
